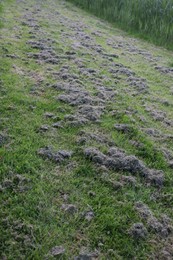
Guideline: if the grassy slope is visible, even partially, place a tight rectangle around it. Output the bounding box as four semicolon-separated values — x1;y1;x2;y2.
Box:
0;0;173;259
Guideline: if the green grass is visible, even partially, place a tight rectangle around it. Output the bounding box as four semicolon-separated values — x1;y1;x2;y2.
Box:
169;61;173;67
0;0;173;259
67;0;173;50
0;1;3;28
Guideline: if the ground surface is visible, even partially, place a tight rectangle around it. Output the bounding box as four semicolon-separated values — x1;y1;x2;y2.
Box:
0;0;173;259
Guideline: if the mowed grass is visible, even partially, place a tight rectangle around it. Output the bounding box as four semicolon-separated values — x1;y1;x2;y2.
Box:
0;0;173;259
0;61;154;259
67;0;173;50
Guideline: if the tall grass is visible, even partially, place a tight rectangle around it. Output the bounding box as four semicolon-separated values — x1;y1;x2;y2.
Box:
67;0;173;50
0;0;4;28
